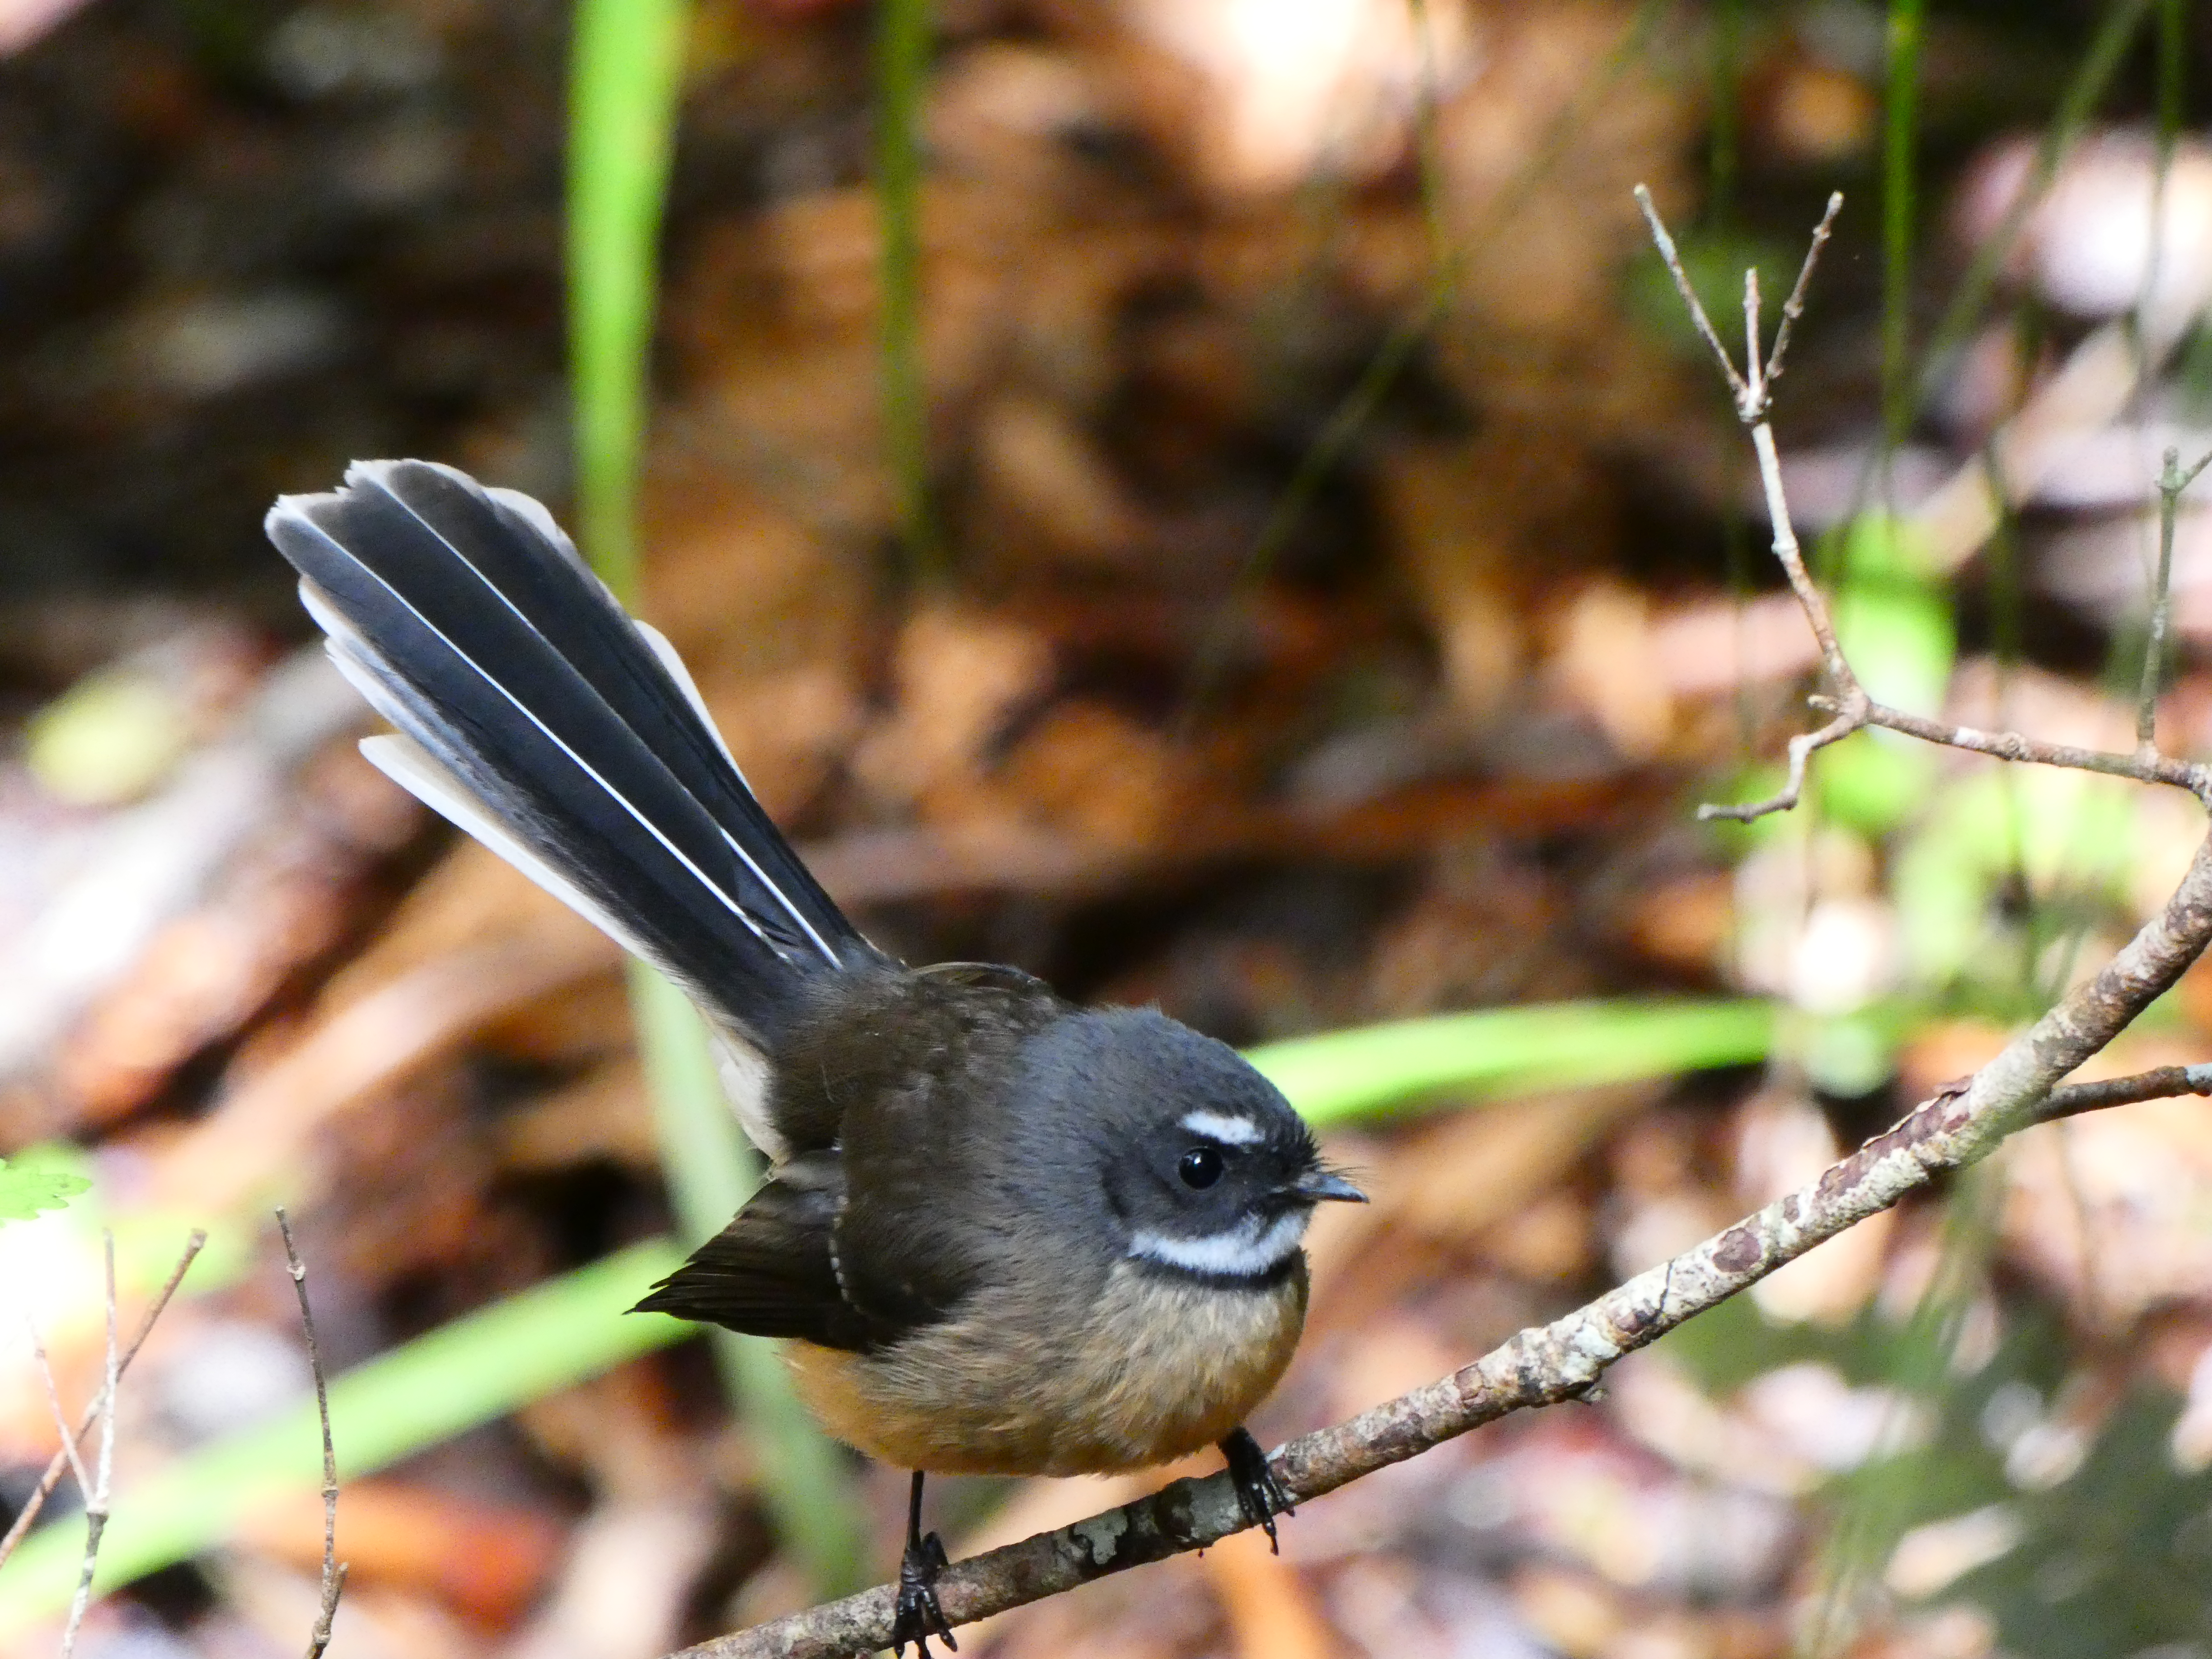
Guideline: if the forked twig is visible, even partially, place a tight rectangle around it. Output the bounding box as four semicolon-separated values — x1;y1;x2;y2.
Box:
2139;444;2212;754
25;1321;89;1504
1633;185;2212;820
0;1231;205;1574
276;1209;347;1659
58;1236;119;1659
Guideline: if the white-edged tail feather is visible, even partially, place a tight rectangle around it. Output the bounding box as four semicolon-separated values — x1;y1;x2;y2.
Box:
267;460;876;1075
359;731;647;960
361;726;793;1161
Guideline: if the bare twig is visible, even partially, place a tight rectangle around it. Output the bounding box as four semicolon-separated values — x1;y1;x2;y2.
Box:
1635;184;1750;407
26;1323;89;1502
2141;444;2212;752
59;1236;119;1659
2032;1060;2212;1123
2140;445;2186;750
680;829;2212;1659
1744;422;1854;690
1837;697;2212;793
1698;707;1860;824
1765;192;1840;392
1743;267;1764;409
276;1209;347;1659
0;1231;205;1573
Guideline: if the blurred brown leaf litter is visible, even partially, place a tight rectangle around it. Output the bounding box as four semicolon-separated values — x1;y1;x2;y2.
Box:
9;0;2212;1656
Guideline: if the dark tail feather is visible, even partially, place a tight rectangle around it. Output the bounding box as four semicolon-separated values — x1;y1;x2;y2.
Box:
266;459;874;1046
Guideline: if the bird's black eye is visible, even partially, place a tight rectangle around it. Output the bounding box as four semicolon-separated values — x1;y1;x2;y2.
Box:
1178;1147;1224;1189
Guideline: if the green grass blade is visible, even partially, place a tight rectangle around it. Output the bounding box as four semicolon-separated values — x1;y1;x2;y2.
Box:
2158;0;2186;158
1706;0;1744;229
1912;0;2152;428
631;964;753;1242
875;0;934;577
567;0;687;604
1803;0;2151;586
568;0;868;1595
1177;0;1674;727
1252;998;1776;1125
0;1241;690;1640
1406;0;1450;270
1803;1163;2007;1656
1880;0;1923;448
629;967;870;1593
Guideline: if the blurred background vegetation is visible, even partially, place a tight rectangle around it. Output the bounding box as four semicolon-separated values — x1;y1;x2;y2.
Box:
2;0;2212;1656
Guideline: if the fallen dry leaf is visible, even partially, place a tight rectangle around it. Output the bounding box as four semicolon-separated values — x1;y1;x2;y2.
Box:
241;1480;565;1626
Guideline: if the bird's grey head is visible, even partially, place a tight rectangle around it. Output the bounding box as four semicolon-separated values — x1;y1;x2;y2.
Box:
1008;1008;1364;1287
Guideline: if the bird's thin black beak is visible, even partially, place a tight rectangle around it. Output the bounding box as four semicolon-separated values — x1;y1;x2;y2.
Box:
1293;1171;1367;1204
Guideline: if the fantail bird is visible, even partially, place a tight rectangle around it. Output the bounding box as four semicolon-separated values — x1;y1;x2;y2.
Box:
265;461;1364;1655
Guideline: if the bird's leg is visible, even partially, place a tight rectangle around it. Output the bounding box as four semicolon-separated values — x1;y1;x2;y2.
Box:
888;1470;956;1657
1218;1426;1293;1552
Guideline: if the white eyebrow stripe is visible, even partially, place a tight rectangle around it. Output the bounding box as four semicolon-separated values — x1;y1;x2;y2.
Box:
1129;1211;1309;1279
1178;1110;1264;1146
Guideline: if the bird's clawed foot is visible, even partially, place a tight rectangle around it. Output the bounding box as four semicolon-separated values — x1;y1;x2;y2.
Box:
1218;1426;1293;1553
889;1530;954;1657
890;1471;956;1658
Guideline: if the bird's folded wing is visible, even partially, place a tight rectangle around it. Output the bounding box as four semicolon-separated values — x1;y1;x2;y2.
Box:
632;1153;895;1351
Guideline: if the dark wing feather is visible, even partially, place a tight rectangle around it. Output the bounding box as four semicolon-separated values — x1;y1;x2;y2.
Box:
909;961;1054;994
829;969;1067;1328
632;1153;897;1352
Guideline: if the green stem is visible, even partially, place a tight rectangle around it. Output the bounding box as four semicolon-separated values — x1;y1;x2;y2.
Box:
1914;0;2153;412
876;0;935;579
630;967;870;1592
1176;0;1674;729
1707;0;1744;230
1879;0;1923;454
567;0;687;605
568;0;868;1596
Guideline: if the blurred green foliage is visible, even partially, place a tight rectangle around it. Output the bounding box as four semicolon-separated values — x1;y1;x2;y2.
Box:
0;1160;87;1225
1955;1391;2212;1657
24;672;188;808
1665;1286;2212;1657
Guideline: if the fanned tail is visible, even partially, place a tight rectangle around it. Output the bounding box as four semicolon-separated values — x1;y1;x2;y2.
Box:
266;459;875;1062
